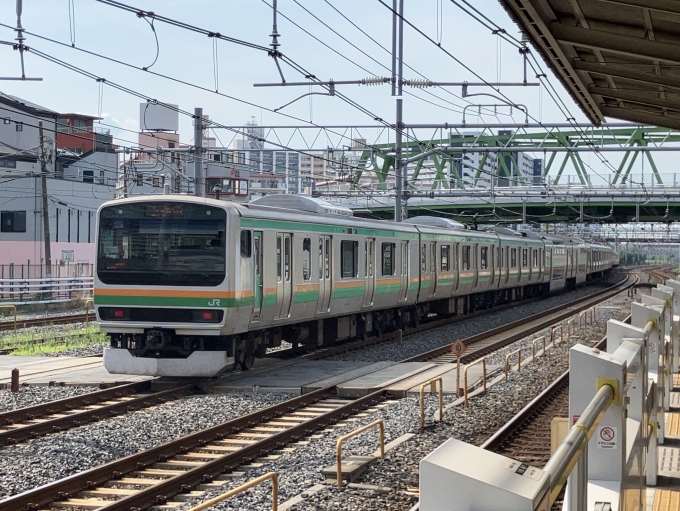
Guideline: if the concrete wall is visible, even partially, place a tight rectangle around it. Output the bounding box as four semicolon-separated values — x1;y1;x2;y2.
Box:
0;175;114;265
0;103;56;154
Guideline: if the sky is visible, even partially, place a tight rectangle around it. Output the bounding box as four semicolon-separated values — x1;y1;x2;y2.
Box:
0;0;668;184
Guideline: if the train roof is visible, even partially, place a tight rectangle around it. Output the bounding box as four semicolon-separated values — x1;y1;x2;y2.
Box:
249;195;354;217
401;216;467;230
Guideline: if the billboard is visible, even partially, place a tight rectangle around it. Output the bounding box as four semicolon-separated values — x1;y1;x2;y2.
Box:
139;102;179;132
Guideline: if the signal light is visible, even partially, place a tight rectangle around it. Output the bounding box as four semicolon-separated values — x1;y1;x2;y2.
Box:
114;310;125;318
202;312;214;320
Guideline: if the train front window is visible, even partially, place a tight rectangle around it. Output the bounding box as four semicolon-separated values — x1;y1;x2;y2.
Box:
97;202;226;286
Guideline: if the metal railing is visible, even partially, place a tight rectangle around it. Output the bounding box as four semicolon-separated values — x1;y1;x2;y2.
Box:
0;276;93;304
336;419;385;487
531;336;546;362
0;305;16;332
84;299;94;327
188;472;278;511
504;349;522;380
551;325;564;345
543;383;616;507
463;358;487;407
544;318;655;510
419;377;443;430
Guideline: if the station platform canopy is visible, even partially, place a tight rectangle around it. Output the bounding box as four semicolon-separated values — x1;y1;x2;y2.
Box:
499;0;680;130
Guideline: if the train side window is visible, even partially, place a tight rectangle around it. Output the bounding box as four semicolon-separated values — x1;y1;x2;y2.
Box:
325;238;330;279
240;230;252;257
511;248;517;268
277;237;282;281
421;244;427;273
382;242;395;276
480;247;488;270
533;249;538;267
522;249;528;267
462;245;470;271
341;240;358;278
497;246;502;268
431;243;436;273
319;239;323;279
441;245;450;272
401;242;408;276
302;238;311;281
284;237;291;281
364;242;368;277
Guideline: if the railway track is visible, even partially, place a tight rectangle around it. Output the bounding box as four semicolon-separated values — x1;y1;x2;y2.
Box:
0;273;642;510
0;381;193;446
0;386;387;511
477;329;613;510
0;311;93;332
404;273;633;365
268;275;632;365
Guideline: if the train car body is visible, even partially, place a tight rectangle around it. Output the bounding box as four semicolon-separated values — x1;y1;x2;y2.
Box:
94;195;615;377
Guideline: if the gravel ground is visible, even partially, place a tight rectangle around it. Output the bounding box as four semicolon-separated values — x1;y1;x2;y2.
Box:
170;286;634;511
0;385;98;414
0;277;633;507
0;392;293;499
40;342;107;358
330;278;624;364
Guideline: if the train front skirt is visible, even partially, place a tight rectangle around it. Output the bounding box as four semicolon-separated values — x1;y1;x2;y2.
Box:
103;348;234;377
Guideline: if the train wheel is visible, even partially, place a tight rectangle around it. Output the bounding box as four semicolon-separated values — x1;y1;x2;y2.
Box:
241;351;256;371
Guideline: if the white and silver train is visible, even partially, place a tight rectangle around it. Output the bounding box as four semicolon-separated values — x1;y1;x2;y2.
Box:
94;195;617;377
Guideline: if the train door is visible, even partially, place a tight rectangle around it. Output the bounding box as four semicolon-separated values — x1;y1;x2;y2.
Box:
317;235;332;313
399;240;409;301
472;244;479;288
429;241;437;298
453;243;460;293
362;238;375;307
250;231;263;322
275;233;293;319
503;247;509;285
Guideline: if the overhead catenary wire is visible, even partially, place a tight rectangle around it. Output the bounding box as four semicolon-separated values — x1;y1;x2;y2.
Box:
0;24;409;179
441;0;649;192
59;1;559;189
376;0;648;196
5;3;612;196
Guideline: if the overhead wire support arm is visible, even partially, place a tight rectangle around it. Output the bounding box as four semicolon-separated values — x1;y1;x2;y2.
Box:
0;0;42;81
268;0;286;83
254;79;538;88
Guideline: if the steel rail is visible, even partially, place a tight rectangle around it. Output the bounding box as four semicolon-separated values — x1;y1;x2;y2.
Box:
0;381;154;427
0;386;386;511
0;382;193;445
404;275;634;365
0;312;92;332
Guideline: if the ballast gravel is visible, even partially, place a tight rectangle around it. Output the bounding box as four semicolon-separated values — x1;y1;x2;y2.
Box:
330;278;624;364
0;392;292;499
2;276;635;509
0;385;97;414
171;286;633;511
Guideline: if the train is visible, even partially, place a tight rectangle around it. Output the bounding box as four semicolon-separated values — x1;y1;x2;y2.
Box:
94;194;618;377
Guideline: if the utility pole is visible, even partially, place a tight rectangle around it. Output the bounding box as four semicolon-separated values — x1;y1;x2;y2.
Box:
38;121;52;280
393;0;405;222
193;107;204;197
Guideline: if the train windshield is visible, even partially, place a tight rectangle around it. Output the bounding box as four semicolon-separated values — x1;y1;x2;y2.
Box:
97;202;226;286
